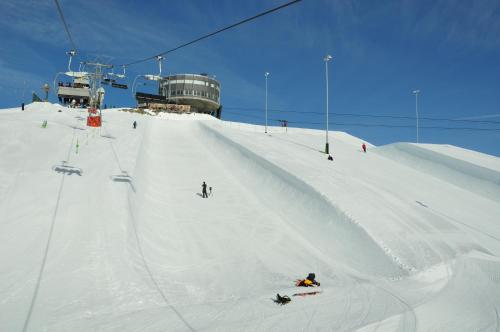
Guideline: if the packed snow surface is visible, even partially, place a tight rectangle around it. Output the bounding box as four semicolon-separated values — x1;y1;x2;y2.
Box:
1;103;500;331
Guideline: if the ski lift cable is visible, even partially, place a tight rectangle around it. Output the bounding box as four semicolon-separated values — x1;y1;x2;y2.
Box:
54;0;77;52
224;107;500;125
117;0;303;67
221;110;500;131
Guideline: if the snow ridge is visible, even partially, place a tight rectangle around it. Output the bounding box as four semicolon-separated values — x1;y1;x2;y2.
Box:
375;143;500;201
198;122;405;277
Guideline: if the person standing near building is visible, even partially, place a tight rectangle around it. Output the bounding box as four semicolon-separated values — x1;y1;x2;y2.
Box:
202;181;208;198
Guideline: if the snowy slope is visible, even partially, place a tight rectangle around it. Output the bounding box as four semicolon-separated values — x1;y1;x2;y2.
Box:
375;142;500;201
1;103;500;331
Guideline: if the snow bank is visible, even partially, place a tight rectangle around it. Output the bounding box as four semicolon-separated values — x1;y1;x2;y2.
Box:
197;122;403;277
375;142;500;201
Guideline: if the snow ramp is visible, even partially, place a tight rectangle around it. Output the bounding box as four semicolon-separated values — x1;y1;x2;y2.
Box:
126;118;402;289
374;142;500;201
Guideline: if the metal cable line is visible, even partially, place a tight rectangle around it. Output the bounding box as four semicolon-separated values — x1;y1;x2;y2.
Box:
222;110;500;132
117;0;303;67
321;123;500;132
224;107;500;125
54;0;77;51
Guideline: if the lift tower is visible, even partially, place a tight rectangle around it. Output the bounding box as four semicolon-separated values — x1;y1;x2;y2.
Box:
81;62;112;127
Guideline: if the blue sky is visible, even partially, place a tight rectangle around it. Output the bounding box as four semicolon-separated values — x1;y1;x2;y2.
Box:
1;0;499;156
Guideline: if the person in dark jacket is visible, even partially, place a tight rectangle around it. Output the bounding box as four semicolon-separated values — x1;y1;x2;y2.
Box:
362;143;367;153
133;121;137;129
202;181;208;198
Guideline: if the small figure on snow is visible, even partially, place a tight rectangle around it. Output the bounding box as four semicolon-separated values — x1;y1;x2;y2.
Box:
362;143;367;153
327;154;333;161
202;181;208;198
133;121;137;129
296;273;320;287
209;186;212;196
273;293;291;305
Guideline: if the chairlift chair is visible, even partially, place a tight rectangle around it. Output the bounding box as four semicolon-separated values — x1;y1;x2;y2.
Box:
111;82;128;89
108;66;128;89
54;71;90;105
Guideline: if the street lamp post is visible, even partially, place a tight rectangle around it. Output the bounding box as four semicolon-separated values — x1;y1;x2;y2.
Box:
412;89;420;143
324;55;332;154
265;72;269;133
157;56;164;94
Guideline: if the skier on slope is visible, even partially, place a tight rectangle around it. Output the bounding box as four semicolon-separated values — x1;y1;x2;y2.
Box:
202;181;208;198
133;121;137;129
296;273;320;287
362;143;367;153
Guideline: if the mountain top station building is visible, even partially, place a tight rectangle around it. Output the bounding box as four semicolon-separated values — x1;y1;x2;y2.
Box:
136;73;222;118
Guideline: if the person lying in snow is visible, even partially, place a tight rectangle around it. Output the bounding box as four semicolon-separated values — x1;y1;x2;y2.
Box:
296;273;320;287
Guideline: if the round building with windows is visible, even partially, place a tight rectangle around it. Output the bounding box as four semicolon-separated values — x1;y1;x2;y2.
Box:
158;74;221;117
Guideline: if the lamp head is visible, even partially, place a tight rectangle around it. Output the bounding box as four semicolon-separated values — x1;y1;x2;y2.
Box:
413;89;420;94
324;54;333;61
265;72;270;77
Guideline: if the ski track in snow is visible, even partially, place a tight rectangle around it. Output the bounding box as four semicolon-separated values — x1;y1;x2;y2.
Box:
22;113;81;332
1;103;500;331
